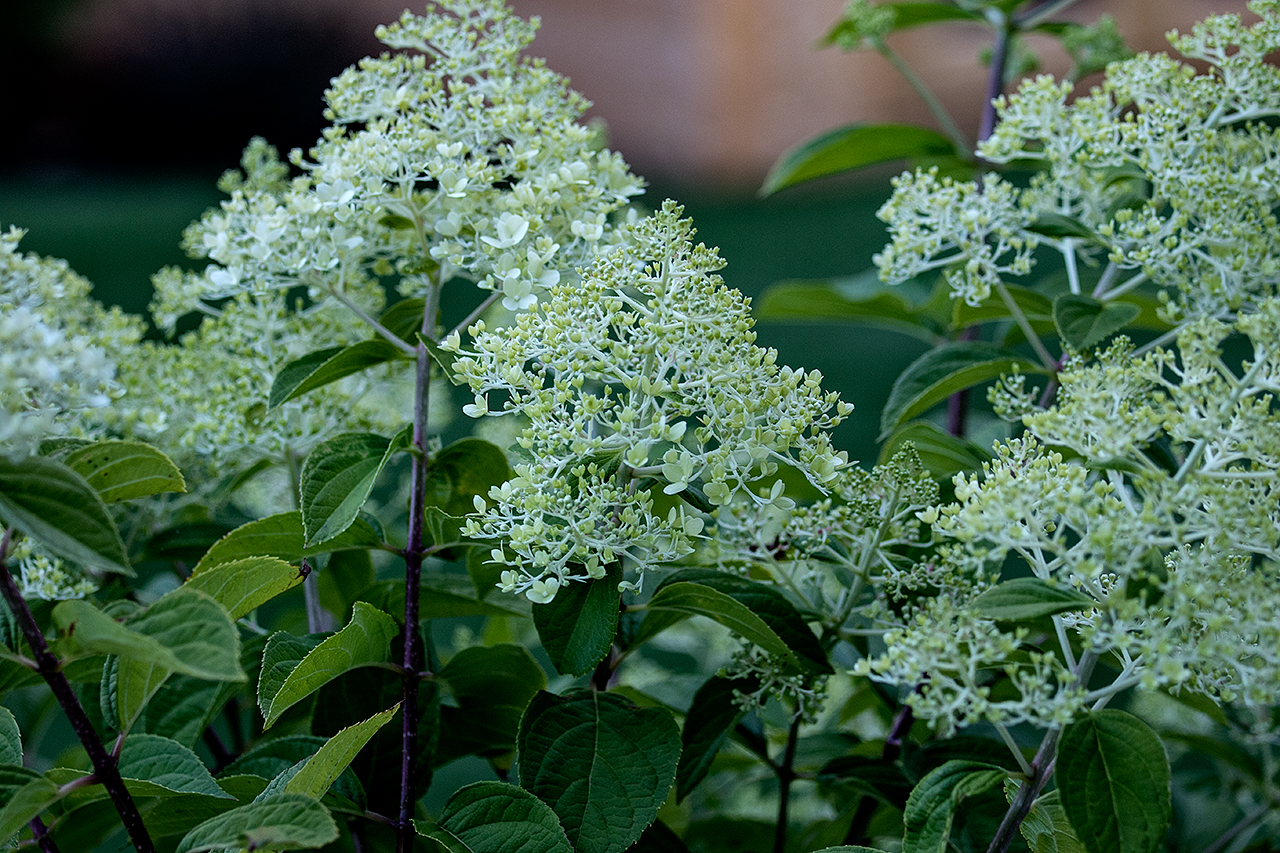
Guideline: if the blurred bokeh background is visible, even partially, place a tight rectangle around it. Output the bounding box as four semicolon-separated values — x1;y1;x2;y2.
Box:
0;0;1251;460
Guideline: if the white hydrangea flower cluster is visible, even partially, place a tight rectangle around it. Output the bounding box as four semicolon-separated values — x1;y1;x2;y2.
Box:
0;227;144;457
859;298;1280;733
449;201;854;602
156;0;642;327
104;289;417;492
876;0;1280;320
7;540;98;601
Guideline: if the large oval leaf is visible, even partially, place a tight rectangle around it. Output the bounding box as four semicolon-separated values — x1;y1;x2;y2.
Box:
676;675;755;801
1056;710;1171;853
762;123;957;196
1053;294;1141;352
268;339;408;410
258;602;397;728
118;733;232;799
972;578;1096;622
300;430;409;546
880;341;1047;440
903;760;1007;853
416;781;573;853
532;562;622;677
62;440;185;503
0;454;129;574
0;765;62;839
191;510;384;575
517;690;681;853
184;556;307;620
282;705;399;801
175;792;337;853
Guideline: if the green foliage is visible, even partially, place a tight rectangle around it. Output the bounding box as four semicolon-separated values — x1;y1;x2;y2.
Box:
3;1;1279;851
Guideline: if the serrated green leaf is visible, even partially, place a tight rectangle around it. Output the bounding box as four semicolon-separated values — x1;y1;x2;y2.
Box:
418;331;466;385
61;440;186;503
415;781;573;853
300;431;409;546
53;588;244;683
973;578;1097;621
818;756;914;808
437;645;545;765
880;342;1047;439
0;707;19;765
822;1;980;46
517;690;681;853
268;339;408;410
283;704;399;800
903;760;1007;853
425;438;513;517
1056;710;1171;853
183;556;308;620
1018;790;1088;853
191;510;383;575
1053;294;1141;352
137;675;237;748
175;792;337;853
878;421;991;483
0;764;61;839
643;570;830;675
0;454;130;574
754;271;946;342
136;775;269;839
677;675;755;801
118;733;232;798
762;123;956;196
259;602;397;728
532;563;622;677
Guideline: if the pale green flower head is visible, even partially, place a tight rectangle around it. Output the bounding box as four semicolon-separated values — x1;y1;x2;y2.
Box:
865;298;1280;733
878;0;1280;321
160;0;643;327
452;201;853;602
0;227;144;456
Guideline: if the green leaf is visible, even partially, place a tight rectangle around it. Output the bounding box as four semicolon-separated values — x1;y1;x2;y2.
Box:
1026;212;1098;241
973;578;1096;621
437;645;545;764
0;706;20;765
822;1;980;46
300;431;409;546
283;704;399;800
268;339;408;409
1056;710;1171;853
135;775;269;839
754;271;946;342
1053;294;1141;352
0;454;130;575
0;764;61;839
175;792;338;853
53;588;244;683
184;556;308;620
258;602;398;728
137;676;237;748
419;331;465;385
818;756;913;808
380;298;427;341
61;440;186;503
517;690;681;853
118;733;233;798
903;761;1007;853
676;675;755;801
880;342;1046;440
762;123;956;196
643;570;831;675
191;510;383;575
425;438;513;517
415;781;573;853
878;421;991;483
533;563;622;677
317;549;376;622
951;283;1055;332
1018;790;1088;853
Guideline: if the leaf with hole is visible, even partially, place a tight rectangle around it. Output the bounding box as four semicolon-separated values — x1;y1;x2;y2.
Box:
0;454;130;574
62;440;185;503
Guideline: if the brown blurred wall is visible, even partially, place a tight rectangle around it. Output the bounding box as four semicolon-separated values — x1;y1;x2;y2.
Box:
61;0;1254;188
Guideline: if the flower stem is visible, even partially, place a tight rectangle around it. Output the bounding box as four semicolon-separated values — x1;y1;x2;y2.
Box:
874;39;971;156
397;284;439;853
0;528;157;853
29;816;61;853
772;715;803;853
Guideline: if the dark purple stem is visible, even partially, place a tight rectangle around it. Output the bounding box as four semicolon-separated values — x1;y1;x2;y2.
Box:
397;294;436;852
843;700;915;844
0;528;156;853
772;715;803;853
29;816;62;853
